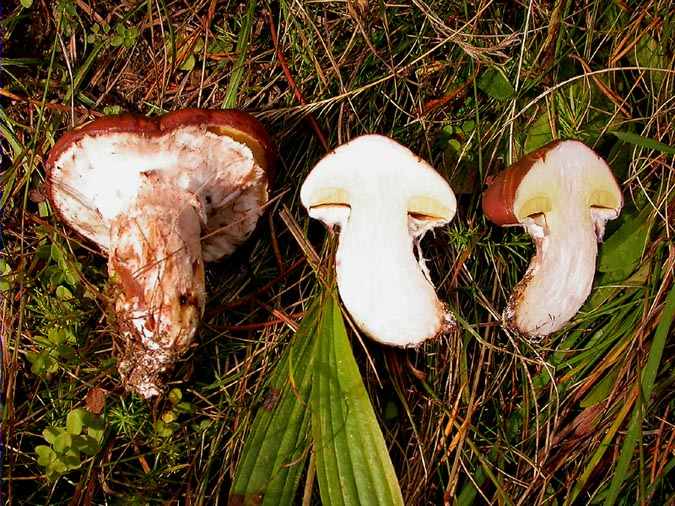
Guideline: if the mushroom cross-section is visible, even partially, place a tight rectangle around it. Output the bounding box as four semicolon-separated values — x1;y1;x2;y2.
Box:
47;109;274;398
301;135;457;347
482;140;623;338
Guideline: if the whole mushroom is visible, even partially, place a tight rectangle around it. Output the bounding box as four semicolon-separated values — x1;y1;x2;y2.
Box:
301;135;456;347
47;109;274;397
482;140;623;338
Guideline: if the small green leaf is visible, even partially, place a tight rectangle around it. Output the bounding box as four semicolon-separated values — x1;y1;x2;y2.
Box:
55;285;73;300
53;431;72;453
35;445;56;466
74;434;100;456
175;401;193;414
43;427;60;445
50;243;64;263
61;447;81;468
49;457;68;475
28;350;51;376
47;327;64;345
38;201;50;217
87;426;105;444
179;54;196;71
20;0;33;7
66;409;87;435
610;131;675;155
168;388;182;405
154;420;174;438
0;259;11;292
478;67;514;101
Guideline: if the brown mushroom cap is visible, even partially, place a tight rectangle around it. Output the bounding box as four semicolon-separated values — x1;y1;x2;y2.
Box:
482;140;622;225
46;109;275;178
481;141;563;225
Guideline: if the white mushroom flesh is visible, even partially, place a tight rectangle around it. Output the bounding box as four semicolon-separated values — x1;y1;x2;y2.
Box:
301;135;456;347
506;141;622;337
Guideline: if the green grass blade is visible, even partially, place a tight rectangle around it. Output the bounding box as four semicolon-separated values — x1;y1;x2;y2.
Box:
311;292;404;506
222;0;256;108
63;42;105;102
603;284;675;506
611;131;675;155
229;301;321;506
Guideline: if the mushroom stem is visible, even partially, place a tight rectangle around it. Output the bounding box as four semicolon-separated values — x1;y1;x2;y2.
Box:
334;201;449;347
108;182;205;398
508;206;598;337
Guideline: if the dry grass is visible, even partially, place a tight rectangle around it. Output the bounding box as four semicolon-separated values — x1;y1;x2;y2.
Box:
1;0;674;504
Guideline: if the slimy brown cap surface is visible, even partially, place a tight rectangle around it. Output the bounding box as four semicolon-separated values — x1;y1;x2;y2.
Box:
481;140;562;226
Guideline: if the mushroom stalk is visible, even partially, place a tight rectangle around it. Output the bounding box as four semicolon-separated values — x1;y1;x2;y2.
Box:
482;140;623;338
334;199;449;347
46;109;275;397
108;182;205;398
509;206;598;336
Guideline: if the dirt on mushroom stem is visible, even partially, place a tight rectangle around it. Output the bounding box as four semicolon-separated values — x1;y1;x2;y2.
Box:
109;179;205;398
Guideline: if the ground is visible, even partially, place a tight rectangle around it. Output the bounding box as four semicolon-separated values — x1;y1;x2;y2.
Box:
0;1;674;504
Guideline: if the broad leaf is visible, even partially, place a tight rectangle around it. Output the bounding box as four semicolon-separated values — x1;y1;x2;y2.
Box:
66;408;86;435
597;207;652;275
312;292;404;506
478;68;514;101
229;301;321;506
524;111;553;153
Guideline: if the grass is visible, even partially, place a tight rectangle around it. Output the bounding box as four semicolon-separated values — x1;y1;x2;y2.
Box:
1;0;674;504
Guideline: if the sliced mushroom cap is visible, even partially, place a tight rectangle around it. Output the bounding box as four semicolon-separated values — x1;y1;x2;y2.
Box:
47;109;274;397
482;140;623;338
301;135;456;347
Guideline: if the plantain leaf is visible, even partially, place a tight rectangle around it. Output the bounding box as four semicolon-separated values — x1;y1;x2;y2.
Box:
312;292;404;506
229;301;320;506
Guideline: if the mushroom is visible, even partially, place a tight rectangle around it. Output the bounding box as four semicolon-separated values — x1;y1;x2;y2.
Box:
482;140;623;338
301;135;456;347
47;109;274;397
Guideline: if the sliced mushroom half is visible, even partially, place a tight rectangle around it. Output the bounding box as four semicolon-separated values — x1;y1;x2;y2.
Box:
482;140;623;338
